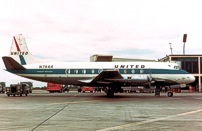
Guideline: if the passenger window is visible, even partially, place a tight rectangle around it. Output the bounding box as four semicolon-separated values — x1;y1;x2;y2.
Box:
82;69;86;74
74;69;78;74
124;69;127;74
91;69;95;74
131;69;135;74
66;69;70;74
98;69;103;74
140;69;144;74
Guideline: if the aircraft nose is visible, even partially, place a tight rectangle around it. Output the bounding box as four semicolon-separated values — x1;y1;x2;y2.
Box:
190;75;195;83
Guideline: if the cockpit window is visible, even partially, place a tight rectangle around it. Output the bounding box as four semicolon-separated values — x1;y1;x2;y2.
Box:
174;66;180;70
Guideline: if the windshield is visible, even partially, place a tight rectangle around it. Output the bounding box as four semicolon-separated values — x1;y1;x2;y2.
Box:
174;66;180;70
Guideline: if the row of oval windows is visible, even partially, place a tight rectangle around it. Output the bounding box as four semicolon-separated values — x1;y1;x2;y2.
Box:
65;69;145;74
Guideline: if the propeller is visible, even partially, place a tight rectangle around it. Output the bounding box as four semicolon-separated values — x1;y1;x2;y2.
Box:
147;68;155;88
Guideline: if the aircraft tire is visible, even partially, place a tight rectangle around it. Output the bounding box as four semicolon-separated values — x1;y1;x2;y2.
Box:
167;92;173;97
107;91;114;97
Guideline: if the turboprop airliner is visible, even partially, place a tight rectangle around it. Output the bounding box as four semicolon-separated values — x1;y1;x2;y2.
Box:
2;34;195;97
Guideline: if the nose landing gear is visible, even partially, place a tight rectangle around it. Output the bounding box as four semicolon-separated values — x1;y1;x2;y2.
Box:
167;92;173;97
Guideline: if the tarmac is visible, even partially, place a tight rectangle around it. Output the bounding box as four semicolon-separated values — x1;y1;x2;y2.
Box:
0;90;202;131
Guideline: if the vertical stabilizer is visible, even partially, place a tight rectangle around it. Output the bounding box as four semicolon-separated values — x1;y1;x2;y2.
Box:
9;34;50;65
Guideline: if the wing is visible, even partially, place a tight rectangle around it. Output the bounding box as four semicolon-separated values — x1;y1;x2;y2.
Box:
78;70;123;84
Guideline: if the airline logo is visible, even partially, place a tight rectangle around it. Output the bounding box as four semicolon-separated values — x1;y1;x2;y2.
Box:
11;36;28;55
115;65;145;68
11;52;28;55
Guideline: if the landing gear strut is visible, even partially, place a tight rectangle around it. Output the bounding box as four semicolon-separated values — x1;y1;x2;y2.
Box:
167;86;173;97
107;90;114;97
155;86;160;96
104;86;115;97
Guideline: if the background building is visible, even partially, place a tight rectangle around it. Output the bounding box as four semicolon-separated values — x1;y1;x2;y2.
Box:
90;54;156;62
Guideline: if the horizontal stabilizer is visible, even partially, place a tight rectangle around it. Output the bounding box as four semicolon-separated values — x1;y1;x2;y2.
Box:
2;56;26;70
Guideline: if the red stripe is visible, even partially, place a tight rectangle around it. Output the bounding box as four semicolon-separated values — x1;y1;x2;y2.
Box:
13;36;20;51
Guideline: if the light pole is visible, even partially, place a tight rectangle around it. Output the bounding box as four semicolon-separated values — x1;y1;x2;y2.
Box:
169;43;173;55
183;34;187;55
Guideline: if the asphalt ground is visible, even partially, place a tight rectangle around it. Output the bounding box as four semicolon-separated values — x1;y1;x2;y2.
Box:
0;90;202;131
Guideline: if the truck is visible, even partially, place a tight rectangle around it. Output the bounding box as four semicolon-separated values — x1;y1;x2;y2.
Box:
0;82;6;93
20;82;33;93
6;84;29;97
47;83;63;93
80;86;93;93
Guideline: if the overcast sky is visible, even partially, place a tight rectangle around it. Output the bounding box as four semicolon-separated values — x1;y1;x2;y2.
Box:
0;0;202;87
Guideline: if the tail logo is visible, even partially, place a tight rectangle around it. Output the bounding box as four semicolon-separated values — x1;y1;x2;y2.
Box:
12;36;27;65
11;52;28;55
13;36;20;51
12;36;28;55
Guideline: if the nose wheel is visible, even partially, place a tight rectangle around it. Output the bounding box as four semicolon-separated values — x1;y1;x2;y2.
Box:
167;92;173;97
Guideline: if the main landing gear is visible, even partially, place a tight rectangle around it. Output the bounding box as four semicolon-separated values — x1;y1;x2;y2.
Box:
104;87;114;97
155;86;161;96
155;86;173;97
104;86;123;97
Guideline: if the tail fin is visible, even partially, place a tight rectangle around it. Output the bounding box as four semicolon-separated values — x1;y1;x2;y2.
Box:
9;34;49;65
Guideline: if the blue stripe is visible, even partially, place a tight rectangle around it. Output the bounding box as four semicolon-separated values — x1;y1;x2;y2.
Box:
7;69;190;75
19;55;26;65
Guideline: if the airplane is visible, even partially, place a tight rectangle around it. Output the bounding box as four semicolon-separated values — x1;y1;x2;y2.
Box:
2;34;195;97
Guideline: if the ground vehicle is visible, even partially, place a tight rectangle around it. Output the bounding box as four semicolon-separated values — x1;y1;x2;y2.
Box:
6;84;29;97
63;85;70;92
0;82;6;93
47;83;63;93
94;87;102;92
20;82;33;93
122;87;131;93
78;86;93;93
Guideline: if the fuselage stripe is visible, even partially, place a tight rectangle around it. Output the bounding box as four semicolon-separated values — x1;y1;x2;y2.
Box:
7;69;189;75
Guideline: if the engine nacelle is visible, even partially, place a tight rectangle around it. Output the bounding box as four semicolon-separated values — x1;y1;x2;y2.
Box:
106;75;149;84
170;85;181;88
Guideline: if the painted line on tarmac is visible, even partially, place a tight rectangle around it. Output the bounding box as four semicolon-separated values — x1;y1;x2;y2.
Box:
97;108;202;131
0;99;14;103
49;100;103;105
32;94;78;131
